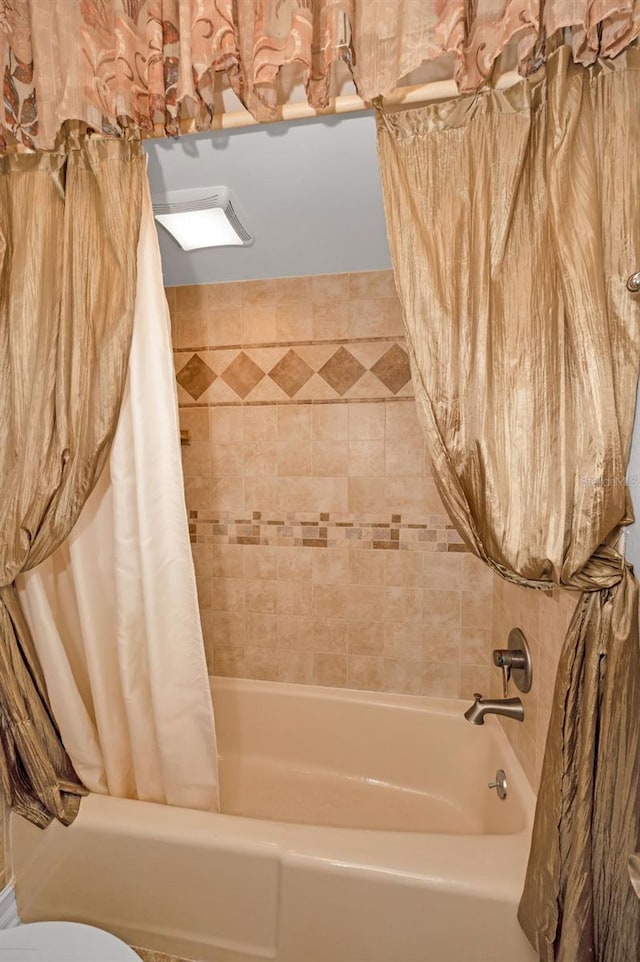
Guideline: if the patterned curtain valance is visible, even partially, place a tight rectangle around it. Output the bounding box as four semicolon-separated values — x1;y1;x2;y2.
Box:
2;0;639;151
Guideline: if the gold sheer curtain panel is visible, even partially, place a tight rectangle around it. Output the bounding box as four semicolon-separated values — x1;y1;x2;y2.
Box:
376;46;640;961
0;139;143;827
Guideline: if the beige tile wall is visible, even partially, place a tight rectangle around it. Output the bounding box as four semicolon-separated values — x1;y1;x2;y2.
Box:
169;268;582;785
492;576;578;790
169;270;499;699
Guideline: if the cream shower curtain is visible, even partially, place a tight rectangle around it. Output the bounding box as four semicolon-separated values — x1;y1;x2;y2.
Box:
17;176;219;812
376;45;640;961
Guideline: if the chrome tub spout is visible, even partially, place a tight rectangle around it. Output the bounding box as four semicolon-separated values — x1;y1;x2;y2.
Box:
464;693;524;725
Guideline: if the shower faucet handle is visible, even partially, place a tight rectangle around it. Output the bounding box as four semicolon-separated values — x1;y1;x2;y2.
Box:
492;649;525;697
492;629;533;695
493;657;511;697
492;649;526;669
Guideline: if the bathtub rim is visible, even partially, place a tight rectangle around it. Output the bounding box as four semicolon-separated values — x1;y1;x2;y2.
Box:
14;678;537;909
211;674;495;719
14;786;532;906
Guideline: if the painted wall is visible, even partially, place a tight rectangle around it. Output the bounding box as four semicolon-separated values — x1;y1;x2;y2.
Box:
146;113;391;288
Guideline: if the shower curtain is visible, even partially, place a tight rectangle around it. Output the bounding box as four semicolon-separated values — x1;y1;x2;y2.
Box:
0;138;144;827
376;44;640;961
17;174;219;812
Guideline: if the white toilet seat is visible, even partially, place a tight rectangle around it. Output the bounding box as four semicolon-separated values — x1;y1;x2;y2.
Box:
0;921;140;961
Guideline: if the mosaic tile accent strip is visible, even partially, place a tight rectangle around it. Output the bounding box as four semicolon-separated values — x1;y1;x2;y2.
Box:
188;510;468;553
175;339;412;404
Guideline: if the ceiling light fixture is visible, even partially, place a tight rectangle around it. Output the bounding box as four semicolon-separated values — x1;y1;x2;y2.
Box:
152;186;253;251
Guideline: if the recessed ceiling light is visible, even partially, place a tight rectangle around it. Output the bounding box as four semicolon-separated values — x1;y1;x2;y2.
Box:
152;186;253;251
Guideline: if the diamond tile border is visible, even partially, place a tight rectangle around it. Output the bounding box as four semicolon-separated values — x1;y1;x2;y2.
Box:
188;510;468;553
175;338;412;403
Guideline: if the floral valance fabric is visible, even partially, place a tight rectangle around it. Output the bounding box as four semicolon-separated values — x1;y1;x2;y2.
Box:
2;0;640;150
0;0;353;150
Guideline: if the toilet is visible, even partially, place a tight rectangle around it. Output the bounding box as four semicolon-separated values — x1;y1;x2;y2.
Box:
0;921;140;960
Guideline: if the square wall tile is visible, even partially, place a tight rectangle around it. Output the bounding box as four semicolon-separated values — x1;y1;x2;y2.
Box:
312;405;349;440
313;653;348;687
277;650;314;684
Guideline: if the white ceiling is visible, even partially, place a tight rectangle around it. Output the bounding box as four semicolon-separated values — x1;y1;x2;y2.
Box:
144;110;391;288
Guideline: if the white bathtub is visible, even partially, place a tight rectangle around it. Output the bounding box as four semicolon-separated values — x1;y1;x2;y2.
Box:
12;678;538;962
